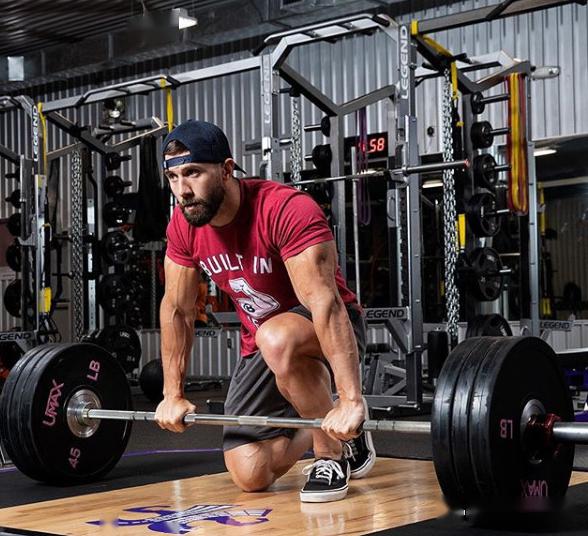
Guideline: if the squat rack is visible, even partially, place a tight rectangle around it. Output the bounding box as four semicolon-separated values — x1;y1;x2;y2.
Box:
14;0;582;413
0;95;50;340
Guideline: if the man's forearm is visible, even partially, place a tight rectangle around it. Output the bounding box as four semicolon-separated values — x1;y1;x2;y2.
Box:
160;296;196;398
311;297;362;402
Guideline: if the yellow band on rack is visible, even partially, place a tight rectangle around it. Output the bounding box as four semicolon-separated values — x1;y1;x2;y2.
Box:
451;61;458;100
37;102;48;173
458;213;466;249
41;287;52;314
160;79;174;133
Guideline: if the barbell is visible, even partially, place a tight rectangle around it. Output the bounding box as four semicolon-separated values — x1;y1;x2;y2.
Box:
1;336;587;515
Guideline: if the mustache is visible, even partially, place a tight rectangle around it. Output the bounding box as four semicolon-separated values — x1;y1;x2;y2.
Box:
181;199;204;208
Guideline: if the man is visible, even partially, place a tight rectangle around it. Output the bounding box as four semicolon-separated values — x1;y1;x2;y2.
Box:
155;119;376;503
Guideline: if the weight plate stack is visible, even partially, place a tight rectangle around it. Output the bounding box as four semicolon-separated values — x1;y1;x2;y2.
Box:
465;247;504;302
468;337;574;513
473;154;499;190
1;343;133;484
139;358;164;402
450;338;507;508
5;242;22;272
466;314;512;338
0;344;56;481
431;337;489;509
466;192;500;237
3;279;22;317
85;325;142;373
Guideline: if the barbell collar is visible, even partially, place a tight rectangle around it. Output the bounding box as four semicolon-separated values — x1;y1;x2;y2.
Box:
552;422;588;444
82;408;432;434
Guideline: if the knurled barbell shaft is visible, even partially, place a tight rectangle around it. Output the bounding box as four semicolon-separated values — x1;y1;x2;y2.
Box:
295;159;469;186
82;408;432;434
81;409;588;443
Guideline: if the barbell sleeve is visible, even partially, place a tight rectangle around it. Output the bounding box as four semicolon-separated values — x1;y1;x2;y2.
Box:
481;93;510;105
396;159;469;176
553;422;588;445
82;408;432;434
491;127;510;137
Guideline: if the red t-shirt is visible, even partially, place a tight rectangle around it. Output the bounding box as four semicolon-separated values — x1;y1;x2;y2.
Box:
165;178;358;355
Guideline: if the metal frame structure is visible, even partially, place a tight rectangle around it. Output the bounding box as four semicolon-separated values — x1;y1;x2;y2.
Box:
33;62;265;339
5;0;579;410
0;95;47;337
259;13;399;276
387;0;580;409
47;119;170;337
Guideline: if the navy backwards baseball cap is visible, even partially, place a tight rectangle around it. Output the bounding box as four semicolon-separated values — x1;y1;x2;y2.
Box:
162;119;246;173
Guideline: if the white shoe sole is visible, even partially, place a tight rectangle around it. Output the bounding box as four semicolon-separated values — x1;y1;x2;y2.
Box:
299;485;349;503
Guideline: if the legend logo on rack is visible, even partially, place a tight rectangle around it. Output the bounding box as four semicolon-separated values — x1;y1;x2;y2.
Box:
364;308;409;322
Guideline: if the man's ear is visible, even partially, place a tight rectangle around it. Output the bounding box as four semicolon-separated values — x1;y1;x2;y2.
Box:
223;158;235;178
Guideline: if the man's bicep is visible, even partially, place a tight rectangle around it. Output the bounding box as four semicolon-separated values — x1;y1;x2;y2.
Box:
163;255;200;312
284;241;339;308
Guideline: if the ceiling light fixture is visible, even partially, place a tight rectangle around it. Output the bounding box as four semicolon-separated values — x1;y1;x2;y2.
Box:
534;148;557;157
175;8;198;30
423;180;443;189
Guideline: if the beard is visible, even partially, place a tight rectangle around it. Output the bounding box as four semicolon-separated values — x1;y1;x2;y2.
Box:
180;182;225;227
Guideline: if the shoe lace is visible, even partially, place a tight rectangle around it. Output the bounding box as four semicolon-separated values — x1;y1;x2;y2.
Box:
344;439;358;460
302;459;345;484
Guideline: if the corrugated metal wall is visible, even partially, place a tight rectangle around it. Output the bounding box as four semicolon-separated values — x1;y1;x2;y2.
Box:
139;327;241;376
407;1;588;145
2;1;588;345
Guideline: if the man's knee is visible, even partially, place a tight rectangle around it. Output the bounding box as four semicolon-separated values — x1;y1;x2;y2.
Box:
256;324;296;375
224;447;276;492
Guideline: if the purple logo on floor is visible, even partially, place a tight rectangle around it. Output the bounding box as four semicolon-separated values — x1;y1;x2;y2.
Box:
87;504;272;534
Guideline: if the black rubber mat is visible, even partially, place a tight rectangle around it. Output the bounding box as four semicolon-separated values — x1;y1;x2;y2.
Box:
0;449;226;509
369;482;588;536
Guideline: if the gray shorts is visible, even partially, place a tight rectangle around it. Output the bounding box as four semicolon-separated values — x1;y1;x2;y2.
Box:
223;303;367;451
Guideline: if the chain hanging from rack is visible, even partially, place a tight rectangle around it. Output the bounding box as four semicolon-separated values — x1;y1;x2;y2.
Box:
441;67;460;345
71;150;85;342
290;92;302;183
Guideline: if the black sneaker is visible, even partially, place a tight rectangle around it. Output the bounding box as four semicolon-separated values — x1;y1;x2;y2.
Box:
345;399;376;479
299;457;350;503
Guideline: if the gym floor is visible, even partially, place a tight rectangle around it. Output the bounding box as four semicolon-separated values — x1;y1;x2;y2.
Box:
2;388;588;536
